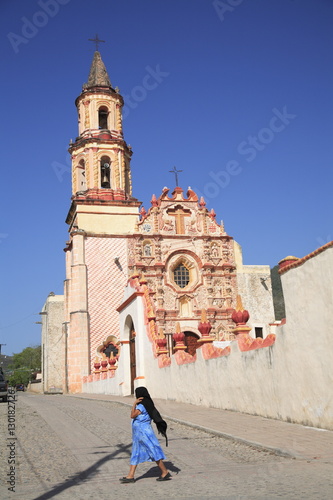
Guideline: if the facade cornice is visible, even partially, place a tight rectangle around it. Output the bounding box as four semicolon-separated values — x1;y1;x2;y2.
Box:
75;87;124;107
69;136;129;154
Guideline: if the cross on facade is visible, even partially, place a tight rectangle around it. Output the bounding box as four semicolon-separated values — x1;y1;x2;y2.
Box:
169;166;183;187
88;34;105;51
167;205;191;234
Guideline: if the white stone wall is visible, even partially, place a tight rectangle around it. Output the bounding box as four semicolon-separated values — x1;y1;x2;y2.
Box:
237;266;275;337
83;244;333;430
41;295;65;393
234;241;275;337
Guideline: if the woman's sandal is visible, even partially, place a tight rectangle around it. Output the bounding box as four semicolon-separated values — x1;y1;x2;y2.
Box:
156;472;172;481
119;477;135;483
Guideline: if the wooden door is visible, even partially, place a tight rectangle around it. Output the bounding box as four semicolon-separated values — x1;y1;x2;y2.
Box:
184;331;200;356
130;326;136;395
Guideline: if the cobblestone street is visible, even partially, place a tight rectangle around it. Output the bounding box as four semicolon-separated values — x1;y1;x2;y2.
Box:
0;394;332;499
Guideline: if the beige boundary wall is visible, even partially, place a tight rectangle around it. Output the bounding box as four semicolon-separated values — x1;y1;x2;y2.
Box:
41;294;65;394
83;244;333;430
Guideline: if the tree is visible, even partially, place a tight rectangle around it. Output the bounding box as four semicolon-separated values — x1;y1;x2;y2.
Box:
8;345;41;386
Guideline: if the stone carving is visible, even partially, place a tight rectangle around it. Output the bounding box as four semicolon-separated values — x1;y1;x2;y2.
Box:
83;100;90;129
211;243;219;258
162;219;174;232
143;242;152;256
116;103;122;133
186;219;197;234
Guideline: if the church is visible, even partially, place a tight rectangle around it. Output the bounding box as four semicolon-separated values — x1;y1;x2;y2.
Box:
41;49;275;397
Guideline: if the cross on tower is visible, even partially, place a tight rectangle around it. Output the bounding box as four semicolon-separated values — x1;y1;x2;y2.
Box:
88;34;105;51
169;166;183;187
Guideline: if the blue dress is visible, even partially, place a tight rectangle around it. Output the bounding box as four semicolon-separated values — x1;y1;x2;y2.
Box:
130;403;166;465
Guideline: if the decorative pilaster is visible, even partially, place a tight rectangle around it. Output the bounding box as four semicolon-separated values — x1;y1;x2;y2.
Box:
197;310;230;360
84;100;90;129
156;328;168;355
231;295;251;338
116;103;122;134
197;309;214;344
173;322;186;351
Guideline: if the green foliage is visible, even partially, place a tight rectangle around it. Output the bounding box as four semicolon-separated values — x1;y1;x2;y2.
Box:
8;345;41;386
10;345;41;372
9;370;30;387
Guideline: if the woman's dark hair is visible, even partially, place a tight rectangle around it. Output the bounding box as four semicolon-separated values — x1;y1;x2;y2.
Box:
135;386;168;446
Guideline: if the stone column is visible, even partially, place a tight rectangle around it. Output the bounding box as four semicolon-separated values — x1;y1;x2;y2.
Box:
67;230;90;393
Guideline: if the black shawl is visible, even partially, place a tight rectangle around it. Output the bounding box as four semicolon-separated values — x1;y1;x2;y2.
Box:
135;387;168;446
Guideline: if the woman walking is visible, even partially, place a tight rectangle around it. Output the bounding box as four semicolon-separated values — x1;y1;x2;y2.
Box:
120;386;171;483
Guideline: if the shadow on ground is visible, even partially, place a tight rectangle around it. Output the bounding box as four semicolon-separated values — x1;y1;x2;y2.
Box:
33;443;131;500
136;461;181;481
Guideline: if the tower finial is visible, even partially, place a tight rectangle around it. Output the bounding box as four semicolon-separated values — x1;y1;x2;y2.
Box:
88;34;105;52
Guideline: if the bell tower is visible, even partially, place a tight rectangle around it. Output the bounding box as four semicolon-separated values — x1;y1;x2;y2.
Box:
64;50;141;393
66;50;140;233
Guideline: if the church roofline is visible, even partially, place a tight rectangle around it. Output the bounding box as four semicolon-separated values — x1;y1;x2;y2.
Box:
157;186;199;203
279;240;333;275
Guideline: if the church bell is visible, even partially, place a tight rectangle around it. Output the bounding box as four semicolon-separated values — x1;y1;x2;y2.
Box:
101;163;110;188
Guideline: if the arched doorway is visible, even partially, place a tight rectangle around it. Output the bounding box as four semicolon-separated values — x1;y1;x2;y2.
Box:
130;322;136;394
184;331;200;356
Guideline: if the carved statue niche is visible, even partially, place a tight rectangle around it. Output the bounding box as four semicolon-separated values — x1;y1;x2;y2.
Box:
143;242;152;256
211;243;219;258
179;295;192;318
142;239;154;265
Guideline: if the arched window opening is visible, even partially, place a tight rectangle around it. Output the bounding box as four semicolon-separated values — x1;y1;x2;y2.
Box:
98;106;109;129
100;156;111;188
78;159;86;191
174;264;190;288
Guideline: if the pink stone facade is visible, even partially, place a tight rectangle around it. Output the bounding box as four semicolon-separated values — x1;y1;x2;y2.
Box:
85;236;128;370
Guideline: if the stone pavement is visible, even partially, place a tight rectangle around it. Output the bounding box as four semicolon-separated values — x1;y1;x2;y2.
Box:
73;393;333;463
1;393;332;500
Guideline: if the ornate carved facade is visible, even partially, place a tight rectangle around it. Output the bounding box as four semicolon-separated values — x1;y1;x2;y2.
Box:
129;186;238;340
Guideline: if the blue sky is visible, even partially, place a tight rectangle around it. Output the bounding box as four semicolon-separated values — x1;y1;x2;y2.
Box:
1;0;332;356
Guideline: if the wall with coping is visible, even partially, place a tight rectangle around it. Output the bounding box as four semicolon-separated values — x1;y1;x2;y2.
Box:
82;244;333;430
